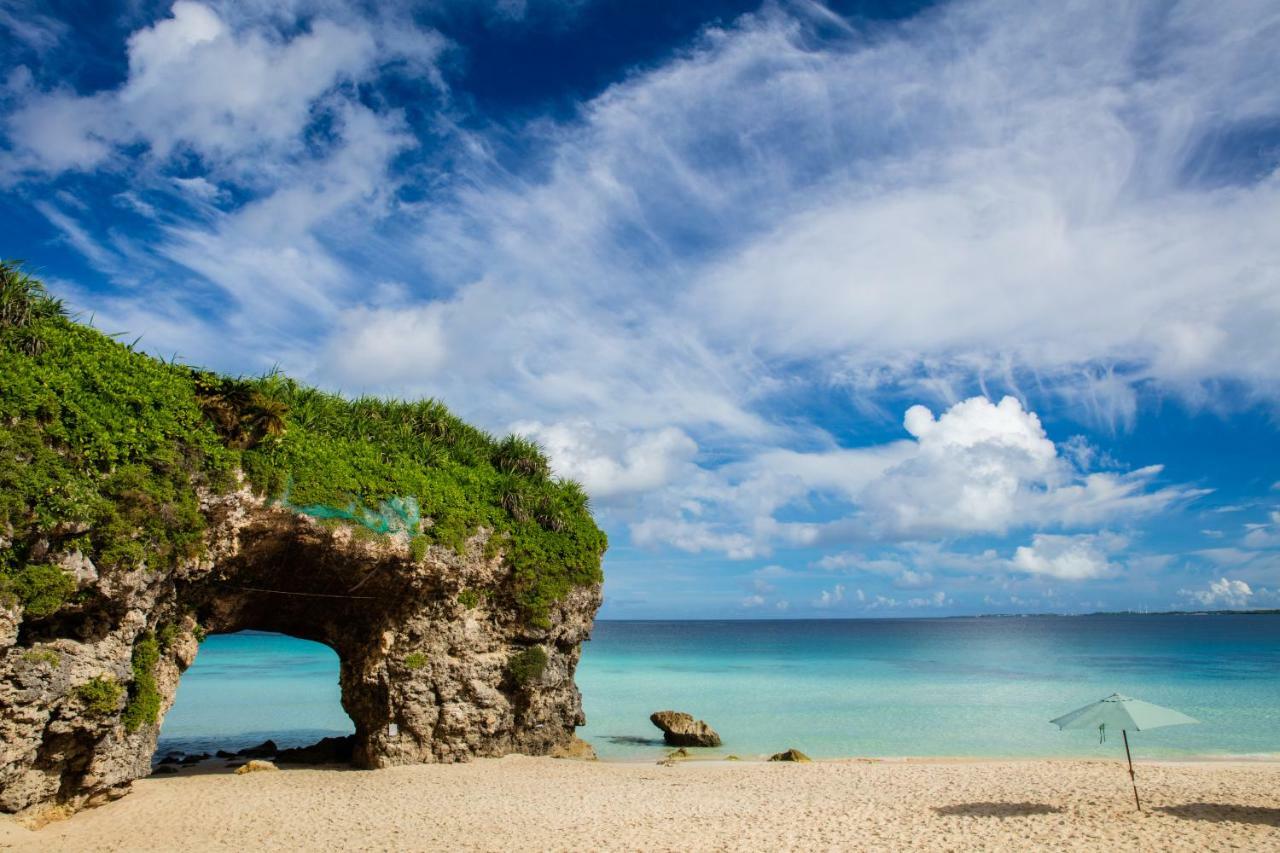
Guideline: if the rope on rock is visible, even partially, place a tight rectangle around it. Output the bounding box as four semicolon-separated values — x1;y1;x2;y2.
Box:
222;584;379;600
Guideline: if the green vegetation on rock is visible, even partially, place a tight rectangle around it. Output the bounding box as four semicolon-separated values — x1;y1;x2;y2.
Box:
22;648;60;667
122;631;162;732
457;589;481;609
508;645;548;687
403;652;429;671
1;563;76;617
0;262;606;628
75;676;124;716
156;622;180;652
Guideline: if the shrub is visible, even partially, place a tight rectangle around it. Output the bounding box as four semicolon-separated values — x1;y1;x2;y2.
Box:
403;652;428;671
457;589;481;609
491;435;551;479
508;646;548;687
4;563;76;618
409;535;429;562
75;676;123;716
122;632;161;732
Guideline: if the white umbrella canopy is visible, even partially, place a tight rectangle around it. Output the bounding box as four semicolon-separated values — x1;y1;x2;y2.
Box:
1050;693;1199;811
1051;693;1199;735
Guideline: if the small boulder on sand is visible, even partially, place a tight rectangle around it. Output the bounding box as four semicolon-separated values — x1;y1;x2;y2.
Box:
649;710;721;747
234;760;278;775
549;737;598;761
769;749;811;763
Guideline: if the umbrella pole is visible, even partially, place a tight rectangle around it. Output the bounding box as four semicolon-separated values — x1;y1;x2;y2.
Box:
1122;729;1140;812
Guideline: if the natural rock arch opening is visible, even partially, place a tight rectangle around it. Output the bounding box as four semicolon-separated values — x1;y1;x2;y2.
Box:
176;498;597;770
157;630;353;764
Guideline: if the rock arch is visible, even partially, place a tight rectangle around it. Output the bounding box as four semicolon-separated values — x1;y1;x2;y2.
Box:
0;490;600;817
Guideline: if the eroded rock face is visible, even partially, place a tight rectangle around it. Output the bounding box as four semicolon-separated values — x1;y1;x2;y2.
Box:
0;488;601;818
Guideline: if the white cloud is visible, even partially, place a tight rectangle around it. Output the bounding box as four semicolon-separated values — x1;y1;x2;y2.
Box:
1242;510;1280;549
908;591;949;608
629;518;757;559
814;584;846;608
5;1;442;178
509;420;698;500
1012;532;1126;581
1179;577;1253;608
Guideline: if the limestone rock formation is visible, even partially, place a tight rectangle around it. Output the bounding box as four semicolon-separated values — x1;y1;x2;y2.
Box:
768;748;811;762
0;264;607;820
0;488;602;818
649;710;722;747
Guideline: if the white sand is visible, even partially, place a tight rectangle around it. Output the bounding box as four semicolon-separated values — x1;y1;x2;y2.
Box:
2;757;1277;851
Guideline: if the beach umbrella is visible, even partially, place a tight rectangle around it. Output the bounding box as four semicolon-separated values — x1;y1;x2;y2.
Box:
1050;693;1198;811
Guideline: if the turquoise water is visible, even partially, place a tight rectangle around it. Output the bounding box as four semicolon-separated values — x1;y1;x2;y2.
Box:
158;631;353;756
159;616;1280;761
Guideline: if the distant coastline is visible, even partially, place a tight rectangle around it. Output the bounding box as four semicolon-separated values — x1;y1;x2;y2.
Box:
593;609;1280;622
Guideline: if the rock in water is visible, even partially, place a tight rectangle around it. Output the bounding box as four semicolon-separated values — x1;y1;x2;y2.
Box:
236;740;278;759
0;267;608;819
649;711;722;747
275;736;355;765
768;748;811;763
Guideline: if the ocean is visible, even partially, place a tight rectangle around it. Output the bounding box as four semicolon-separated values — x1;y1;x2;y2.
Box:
157;615;1280;761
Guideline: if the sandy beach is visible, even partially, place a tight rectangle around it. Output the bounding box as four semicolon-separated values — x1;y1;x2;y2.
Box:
2;757;1276;852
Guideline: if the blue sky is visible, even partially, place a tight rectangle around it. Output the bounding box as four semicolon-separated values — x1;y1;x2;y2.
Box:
2;0;1279;618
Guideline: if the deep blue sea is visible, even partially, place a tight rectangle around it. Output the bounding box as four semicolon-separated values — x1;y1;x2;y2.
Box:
158;616;1280;761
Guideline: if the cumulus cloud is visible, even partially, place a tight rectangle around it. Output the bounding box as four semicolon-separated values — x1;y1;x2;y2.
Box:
1179;577;1254;608
509;420;698;500
1012;533;1126;581
4;1;442;177
633;396;1198;558
814;584;846;608
908;591;949;608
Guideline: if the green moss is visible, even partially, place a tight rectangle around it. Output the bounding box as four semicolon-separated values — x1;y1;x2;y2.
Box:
22;648;60;667
403;652;428;671
457;589;481;609
122;631;161;733
0;262;606;629
75;676;123;716
508;646;548;687
409;535;429;562
3;563;76;618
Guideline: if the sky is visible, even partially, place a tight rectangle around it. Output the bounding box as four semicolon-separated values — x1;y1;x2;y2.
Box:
2;0;1279;619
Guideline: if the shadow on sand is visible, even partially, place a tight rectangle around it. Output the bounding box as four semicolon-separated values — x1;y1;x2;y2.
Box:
1156;804;1280;827
933;802;1063;818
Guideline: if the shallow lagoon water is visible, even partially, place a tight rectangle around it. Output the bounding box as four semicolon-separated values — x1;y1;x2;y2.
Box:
159;615;1280;761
